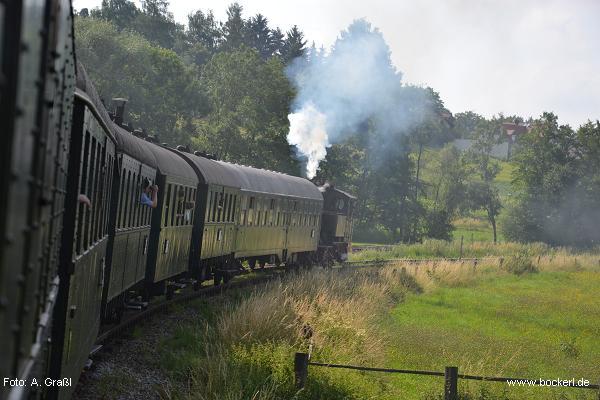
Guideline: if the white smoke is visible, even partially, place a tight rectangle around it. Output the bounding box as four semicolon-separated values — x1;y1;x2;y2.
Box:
288;103;328;178
286;19;425;178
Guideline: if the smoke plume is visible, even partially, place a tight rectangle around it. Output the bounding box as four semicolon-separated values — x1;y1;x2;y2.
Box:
286;19;427;178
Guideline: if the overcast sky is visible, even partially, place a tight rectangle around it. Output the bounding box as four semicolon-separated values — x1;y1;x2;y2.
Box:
73;0;600;128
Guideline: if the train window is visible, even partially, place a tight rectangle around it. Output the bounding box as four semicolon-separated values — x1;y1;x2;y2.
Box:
229;194;234;222
241;210;246;225
75;132;91;254
206;190;212;222
170;185;178;226
185;189;194;224
164;184;171;227
120;169;125;229
129;171;136;228
270;199;275;209
217;192;223;222
231;195;236;222
217;229;223;241
257;211;261;226
211;192;219;222
249;196;255;209
93;142;102;240
248;209;253;226
175;187;180;226
134;173;140;227
84;138;97;247
293;201;298;211
123;170;129;228
263;210;268;225
129;172;136;228
276;212;280;226
182;187;188;225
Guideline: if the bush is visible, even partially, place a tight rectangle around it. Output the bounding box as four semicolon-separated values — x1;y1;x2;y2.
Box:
502;251;538;275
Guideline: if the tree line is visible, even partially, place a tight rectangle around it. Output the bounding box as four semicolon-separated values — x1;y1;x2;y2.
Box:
75;1;600;247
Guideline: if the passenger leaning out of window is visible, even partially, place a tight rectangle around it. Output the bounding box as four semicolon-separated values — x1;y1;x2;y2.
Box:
141;178;159;208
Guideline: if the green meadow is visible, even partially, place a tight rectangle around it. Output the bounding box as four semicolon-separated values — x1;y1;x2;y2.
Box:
382;270;600;399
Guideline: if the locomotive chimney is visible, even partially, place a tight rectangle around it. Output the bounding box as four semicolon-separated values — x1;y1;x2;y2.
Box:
112;98;128;125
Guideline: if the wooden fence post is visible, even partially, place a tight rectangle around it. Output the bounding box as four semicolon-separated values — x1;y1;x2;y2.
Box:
295;352;309;389
444;366;458;400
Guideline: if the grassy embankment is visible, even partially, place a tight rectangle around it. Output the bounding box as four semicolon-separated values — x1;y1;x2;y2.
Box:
155;243;600;400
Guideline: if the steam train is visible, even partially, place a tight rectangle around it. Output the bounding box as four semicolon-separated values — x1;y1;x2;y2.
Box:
0;1;355;399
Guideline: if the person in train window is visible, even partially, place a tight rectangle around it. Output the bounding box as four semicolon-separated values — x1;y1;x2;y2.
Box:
141;178;158;208
78;194;92;208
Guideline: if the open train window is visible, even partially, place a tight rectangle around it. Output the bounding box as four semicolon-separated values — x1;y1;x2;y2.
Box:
75;132;91;254
217;192;224;222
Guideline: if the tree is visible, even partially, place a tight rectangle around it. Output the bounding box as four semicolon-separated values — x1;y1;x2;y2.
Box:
281;25;306;63
187;9;221;52
195;48;298;173
503;113;600;246
246;14;272;59
467;121;503;243
75;18;207;145
132;0;180;49
221;3;246;51
90;0;139;29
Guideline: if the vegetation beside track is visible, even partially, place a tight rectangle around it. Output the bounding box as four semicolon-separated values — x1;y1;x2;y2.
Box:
349;239;598;262
150;249;600;399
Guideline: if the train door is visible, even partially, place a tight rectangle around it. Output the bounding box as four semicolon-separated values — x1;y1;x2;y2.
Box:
50;101;115;400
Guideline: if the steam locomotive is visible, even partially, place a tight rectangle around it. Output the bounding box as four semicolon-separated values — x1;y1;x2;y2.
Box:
0;1;355;399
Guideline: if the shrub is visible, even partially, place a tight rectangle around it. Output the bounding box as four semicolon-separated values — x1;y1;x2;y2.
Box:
502;251;538;275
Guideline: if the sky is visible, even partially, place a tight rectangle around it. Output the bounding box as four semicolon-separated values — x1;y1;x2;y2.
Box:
72;0;600;128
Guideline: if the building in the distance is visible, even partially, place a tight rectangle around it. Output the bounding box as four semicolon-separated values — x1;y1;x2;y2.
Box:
502;122;528;159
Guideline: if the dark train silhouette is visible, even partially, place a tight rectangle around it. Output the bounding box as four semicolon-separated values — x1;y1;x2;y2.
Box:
0;1;355;399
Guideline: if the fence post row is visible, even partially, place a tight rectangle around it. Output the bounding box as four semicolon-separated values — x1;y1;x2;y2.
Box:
444;366;458;400
295;352;309;389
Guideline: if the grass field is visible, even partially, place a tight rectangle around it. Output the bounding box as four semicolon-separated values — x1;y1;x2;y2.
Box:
383;269;600;399
154;247;599;400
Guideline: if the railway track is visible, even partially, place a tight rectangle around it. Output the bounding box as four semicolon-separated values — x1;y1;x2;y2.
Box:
95;266;288;345
342;256;500;267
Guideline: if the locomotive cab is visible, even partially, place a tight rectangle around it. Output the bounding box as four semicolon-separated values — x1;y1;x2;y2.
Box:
318;184;355;262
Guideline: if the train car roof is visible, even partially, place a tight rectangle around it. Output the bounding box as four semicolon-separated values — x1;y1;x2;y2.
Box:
112;126;198;182
111;122;157;167
175;151;323;201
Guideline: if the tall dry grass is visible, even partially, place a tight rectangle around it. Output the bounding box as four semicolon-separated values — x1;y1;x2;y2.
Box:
166;252;600;400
